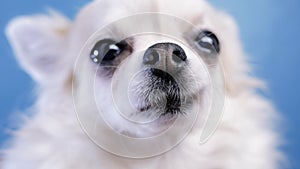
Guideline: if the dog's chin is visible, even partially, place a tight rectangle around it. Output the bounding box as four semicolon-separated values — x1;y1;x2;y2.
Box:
132;74;196;123
126;91;195;137
136;94;184;119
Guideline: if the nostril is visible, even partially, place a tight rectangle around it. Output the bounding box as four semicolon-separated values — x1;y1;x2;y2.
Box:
172;49;186;63
143;50;159;65
144;42;187;67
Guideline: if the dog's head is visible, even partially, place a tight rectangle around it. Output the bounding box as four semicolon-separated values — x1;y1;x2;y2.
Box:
6;0;250;143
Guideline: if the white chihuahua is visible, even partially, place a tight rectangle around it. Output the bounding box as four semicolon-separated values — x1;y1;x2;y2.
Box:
2;0;283;169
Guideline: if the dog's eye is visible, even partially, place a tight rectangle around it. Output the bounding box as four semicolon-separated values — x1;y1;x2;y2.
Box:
195;30;220;54
90;39;127;63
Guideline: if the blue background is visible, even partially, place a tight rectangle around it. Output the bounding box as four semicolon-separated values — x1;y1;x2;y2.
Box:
0;0;299;168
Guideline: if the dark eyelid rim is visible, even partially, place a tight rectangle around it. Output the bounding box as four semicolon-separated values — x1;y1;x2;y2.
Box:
194;30;220;54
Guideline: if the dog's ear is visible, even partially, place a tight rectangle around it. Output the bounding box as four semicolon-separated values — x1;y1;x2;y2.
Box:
6;10;72;84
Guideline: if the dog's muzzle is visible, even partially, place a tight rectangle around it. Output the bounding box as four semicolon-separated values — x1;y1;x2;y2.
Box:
141;42;188;116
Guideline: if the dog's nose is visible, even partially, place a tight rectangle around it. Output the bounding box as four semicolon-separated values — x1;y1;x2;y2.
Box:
143;43;187;72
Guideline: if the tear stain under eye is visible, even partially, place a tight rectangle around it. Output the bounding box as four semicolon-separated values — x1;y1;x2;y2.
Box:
64;72;75;89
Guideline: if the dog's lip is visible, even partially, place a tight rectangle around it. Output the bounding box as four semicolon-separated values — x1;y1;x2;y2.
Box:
137;100;181;113
138;105;151;112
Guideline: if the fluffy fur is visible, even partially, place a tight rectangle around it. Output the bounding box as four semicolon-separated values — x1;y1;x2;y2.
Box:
1;0;283;168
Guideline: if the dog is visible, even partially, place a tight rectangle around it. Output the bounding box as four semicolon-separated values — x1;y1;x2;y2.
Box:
1;0;284;168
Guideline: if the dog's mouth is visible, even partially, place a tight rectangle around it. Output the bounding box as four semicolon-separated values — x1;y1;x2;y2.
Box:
136;68;187;117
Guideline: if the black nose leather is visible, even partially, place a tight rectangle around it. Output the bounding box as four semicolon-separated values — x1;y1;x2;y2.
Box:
143;42;187;66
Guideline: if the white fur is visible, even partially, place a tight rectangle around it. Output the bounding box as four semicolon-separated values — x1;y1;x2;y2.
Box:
1;0;283;168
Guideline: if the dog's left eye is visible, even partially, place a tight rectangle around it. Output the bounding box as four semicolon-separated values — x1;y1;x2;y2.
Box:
194;30;220;54
90;39;127;64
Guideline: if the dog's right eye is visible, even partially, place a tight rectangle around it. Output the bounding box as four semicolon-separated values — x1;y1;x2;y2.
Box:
90;39;126;64
194;30;220;55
